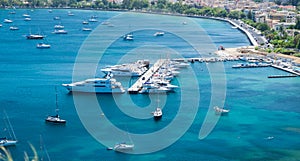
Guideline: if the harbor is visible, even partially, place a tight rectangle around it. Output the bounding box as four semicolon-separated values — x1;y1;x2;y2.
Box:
1;9;300;161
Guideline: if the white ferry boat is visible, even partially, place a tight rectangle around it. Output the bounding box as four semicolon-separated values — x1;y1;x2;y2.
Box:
62;78;125;93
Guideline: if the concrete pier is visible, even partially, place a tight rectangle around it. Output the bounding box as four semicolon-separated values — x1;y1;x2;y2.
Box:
127;59;167;94
271;65;300;76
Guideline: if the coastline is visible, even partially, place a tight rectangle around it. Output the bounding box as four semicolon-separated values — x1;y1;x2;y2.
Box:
215;46;300;64
4;7;299;63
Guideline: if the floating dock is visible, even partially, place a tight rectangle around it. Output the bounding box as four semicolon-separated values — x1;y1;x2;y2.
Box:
271;65;300;76
127;59;167;94
268;75;297;78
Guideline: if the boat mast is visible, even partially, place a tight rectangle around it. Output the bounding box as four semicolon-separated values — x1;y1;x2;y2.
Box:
55;86;59;115
3;110;17;140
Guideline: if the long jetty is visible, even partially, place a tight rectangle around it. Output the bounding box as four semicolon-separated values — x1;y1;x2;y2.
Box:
128;59;167;94
271;65;300;76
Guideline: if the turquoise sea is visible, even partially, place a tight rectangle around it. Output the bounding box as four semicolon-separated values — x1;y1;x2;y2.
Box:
0;9;300;161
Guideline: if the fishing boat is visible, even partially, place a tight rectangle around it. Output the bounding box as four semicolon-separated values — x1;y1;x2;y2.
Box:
0;111;17;147
214;106;229;116
45;87;66;124
36;42;51;49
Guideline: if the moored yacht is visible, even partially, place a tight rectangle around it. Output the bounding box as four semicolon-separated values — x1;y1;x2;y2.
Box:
101;60;149;77
45;114;66;124
62;77;125;93
26;34;44;39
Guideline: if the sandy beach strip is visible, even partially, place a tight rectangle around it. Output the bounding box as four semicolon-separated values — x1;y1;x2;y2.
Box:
215;46;300;64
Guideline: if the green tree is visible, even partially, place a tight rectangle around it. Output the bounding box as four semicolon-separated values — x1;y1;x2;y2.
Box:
295;17;300;29
256;23;270;32
228;11;240;19
294;34;300;47
156;0;167;9
247;10;252;20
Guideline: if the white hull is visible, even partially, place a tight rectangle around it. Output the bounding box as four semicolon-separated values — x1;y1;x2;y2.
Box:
62;78;125;94
102;69;143;77
63;85;125;93
0;139;17;147
114;143;134;151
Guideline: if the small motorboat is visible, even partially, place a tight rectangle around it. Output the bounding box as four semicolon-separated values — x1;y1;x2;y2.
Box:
36;43;51;49
113;142;134;152
152;108;162;120
154;32;164;36
214;106;229;116
9;26;19;30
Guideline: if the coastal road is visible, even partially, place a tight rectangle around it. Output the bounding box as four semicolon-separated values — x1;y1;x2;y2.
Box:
231;19;268;45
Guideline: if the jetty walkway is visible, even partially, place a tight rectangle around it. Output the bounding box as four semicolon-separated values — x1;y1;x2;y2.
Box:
127;59;167;93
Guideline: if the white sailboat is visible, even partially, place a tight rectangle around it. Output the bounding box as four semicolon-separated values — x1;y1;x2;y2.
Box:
45;87;66;124
152;95;162;120
0;110;17;147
